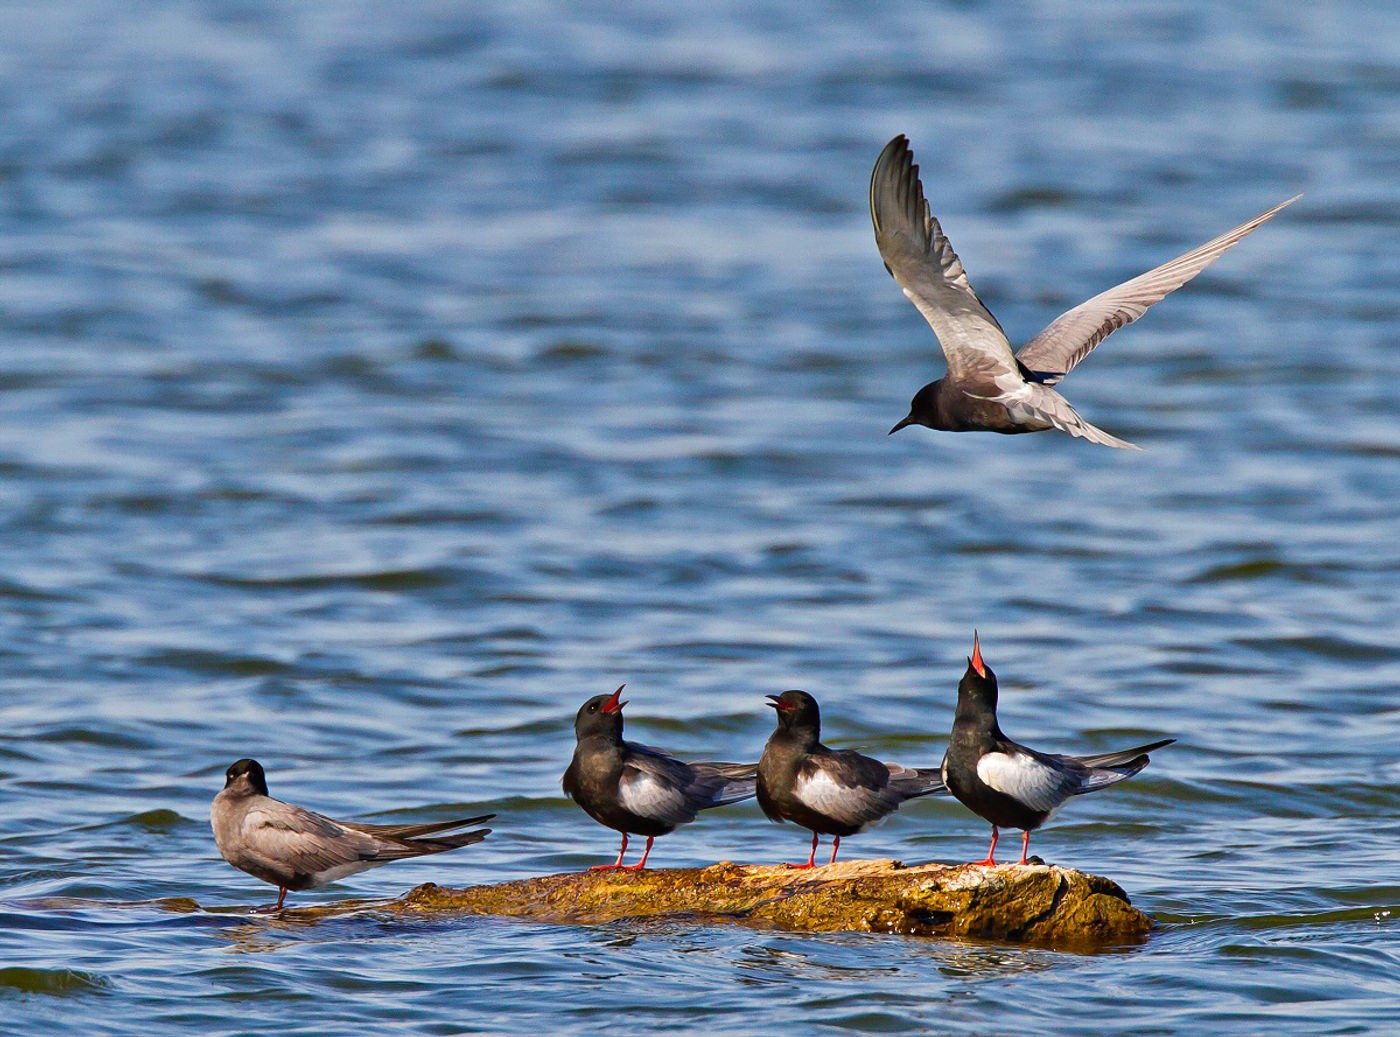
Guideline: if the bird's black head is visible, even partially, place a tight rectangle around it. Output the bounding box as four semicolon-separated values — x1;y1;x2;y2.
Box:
765;689;821;738
223;758;269;797
957;632;999;712
888;381;940;435
573;684;627;740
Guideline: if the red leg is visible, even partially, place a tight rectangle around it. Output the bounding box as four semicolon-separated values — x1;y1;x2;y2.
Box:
1018;830;1030;865
785;831;819;869
620;836;654;870
254;886;289;913
591;833;629;870
828;835;841;866
974;826;999;866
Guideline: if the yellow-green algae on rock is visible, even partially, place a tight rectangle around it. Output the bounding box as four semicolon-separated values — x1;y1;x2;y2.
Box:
396;858;1153;950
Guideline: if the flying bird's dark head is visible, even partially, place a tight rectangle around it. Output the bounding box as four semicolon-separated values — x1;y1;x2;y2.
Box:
888;380;940;435
958;631;998;709
574;684;627;740
223;758;268;797
765;689;821;735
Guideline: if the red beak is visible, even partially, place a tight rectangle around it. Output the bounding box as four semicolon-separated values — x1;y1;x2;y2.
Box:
970;632;986;678
601;684;627;714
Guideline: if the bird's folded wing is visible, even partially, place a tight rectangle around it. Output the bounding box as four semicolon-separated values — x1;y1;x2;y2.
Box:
794;753;905;828
970;382;1141;450
1015;196;1300;385
243;803;379;873
617;752;698;825
974;750;1082;812
870;135;1020;384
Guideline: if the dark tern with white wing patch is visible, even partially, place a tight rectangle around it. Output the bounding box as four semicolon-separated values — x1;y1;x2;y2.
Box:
941;635;1174;865
757;690;945;868
562;685;758;870
872;134;1299;449
210;758;494;910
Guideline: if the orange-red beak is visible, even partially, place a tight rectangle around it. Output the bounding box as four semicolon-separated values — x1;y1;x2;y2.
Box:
969;632;986;678
601;684;628;713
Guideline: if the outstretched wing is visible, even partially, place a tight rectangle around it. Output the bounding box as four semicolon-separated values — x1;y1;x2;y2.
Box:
871;135;1020;385
1015;196;1300;385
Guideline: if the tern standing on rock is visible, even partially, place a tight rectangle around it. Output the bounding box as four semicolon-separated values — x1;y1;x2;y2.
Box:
872;134;1299;449
562;685;758;870
211;758;494;911
941;635;1174;866
757;690;945;869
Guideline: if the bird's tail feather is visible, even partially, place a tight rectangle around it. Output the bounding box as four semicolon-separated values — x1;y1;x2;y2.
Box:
1069;739;1174;795
891;765;948;799
369;826;493;862
692;761;759;806
1074;739;1175;770
348;812;496;840
407;828;493;852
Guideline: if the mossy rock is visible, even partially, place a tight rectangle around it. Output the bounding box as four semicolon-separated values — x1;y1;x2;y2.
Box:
395;858;1153;951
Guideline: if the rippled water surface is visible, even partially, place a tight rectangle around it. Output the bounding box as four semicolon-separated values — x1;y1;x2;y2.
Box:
2;1;1399;1033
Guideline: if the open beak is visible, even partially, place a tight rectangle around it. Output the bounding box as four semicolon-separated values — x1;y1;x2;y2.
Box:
888;413;916;436
765;694;790;711
601;684;628;714
970;631;986;678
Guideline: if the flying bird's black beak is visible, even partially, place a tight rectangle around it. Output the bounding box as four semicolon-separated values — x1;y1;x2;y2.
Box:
888;414;915;435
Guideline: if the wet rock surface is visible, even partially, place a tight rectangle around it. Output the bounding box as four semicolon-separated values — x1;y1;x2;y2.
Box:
395;858;1154;950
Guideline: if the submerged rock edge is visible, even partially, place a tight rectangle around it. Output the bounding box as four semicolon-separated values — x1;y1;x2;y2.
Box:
395;858;1153;950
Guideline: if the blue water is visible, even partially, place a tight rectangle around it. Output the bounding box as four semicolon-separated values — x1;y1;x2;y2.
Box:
2;1;1399;1032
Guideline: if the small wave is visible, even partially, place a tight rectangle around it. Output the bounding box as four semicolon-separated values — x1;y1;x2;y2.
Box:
199;567;460;591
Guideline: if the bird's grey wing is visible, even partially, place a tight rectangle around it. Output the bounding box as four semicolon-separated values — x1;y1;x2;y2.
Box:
969;381;1141;450
617;748;702;826
975;749;1083;812
240;801;381;878
871;135;1020;385
1015;196;1300;385
793;752;902;829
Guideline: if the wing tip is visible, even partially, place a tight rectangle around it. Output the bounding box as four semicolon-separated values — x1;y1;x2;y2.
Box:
870;133;924;241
